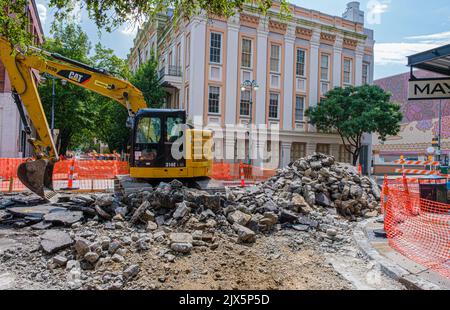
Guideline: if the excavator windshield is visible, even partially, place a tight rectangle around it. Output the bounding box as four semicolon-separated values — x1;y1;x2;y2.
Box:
132;109;186;169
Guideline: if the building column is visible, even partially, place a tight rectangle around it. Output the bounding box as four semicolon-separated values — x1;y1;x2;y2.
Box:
308;30;320;110
225;14;240;125
280;142;292;168
282;24;296;131
255;17;269;125
355;45;364;86
306;141;317;156
307;30;320;133
188;15;207;119
179;32;186;109
333;35;343;87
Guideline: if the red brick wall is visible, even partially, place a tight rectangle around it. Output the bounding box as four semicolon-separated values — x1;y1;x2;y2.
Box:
0;1;43;94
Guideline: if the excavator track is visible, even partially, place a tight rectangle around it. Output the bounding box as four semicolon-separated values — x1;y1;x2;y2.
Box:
114;175;226;197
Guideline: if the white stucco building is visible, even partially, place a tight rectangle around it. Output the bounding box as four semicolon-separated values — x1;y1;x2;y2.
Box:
128;1;375;170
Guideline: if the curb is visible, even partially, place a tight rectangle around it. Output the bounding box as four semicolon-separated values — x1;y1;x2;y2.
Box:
353;218;442;290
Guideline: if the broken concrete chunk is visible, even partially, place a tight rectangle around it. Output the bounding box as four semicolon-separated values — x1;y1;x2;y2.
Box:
227;210;252;226
169;233;193;244
43;211;83;226
40;230;74;254
232;223;256;243
74;238;90;257
123;264;140;280
95;194;114;207
172;202;190;219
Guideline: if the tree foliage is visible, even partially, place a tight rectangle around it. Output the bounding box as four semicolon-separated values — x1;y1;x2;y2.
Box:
306;85;403;165
130;57;166;108
1;0;290;48
39;23;96;154
38;23;164;154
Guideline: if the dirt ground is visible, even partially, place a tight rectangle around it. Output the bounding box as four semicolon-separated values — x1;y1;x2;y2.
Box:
0;224;404;290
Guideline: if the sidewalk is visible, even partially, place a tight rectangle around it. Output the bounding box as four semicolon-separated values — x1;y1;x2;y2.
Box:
353;217;450;290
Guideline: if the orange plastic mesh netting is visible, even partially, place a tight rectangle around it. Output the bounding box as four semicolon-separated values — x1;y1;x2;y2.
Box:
383;177;450;279
0;158;129;192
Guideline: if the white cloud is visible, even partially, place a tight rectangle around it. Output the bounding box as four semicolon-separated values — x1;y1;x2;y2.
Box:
36;3;47;24
375;30;450;66
120;22;139;36
366;0;390;25
405;31;450;45
66;0;82;24
375;43;441;66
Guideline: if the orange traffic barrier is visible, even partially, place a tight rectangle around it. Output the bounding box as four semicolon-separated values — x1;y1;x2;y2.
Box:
239;162;245;187
383;177;450;279
0;157;130;192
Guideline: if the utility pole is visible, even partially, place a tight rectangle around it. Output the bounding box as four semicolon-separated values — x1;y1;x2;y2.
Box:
51;77;55;137
437;100;442;163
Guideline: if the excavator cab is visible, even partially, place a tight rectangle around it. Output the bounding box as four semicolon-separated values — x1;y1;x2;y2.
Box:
131;109;186;169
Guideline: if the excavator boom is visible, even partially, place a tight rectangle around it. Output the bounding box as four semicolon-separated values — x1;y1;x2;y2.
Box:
0;37;147;198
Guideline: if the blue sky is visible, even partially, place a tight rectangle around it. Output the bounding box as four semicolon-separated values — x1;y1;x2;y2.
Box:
35;0;450;80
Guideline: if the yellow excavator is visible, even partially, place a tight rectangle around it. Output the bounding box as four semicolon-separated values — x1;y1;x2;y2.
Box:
0;37;215;199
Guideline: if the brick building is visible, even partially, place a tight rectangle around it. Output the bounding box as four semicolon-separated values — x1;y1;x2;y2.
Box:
0;0;44;157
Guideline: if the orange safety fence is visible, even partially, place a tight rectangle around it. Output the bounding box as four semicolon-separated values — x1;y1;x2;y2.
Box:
1;158;275;192
0;158;130;192
383;177;450;279
211;162;276;184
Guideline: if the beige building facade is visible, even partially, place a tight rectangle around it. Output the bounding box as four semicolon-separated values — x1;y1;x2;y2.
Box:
128;1;375;170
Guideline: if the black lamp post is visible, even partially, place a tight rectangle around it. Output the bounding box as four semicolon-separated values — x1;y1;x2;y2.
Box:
240;79;259;165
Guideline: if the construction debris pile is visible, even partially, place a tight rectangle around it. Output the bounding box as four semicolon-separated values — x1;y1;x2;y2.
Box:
0;154;382;289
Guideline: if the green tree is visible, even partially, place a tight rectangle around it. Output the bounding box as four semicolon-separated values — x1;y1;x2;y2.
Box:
306;85;403;166
1;0;290;48
94;56;165;152
38;23;97;154
130;56;166;108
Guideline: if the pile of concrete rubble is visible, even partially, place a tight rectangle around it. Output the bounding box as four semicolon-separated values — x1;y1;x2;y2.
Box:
0;153;381;288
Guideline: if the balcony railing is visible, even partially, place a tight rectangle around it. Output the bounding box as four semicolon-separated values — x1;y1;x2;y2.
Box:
158;65;182;79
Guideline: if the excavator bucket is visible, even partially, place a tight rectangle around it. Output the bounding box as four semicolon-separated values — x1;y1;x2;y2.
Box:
17;159;55;199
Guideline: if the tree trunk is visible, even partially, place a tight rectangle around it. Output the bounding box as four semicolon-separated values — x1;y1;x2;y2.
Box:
352;147;361;166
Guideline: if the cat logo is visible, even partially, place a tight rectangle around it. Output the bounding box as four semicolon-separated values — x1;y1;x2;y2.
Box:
57;70;91;84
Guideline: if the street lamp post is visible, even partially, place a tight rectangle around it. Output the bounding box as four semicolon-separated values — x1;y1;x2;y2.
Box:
43;74;66;139
240;80;259;165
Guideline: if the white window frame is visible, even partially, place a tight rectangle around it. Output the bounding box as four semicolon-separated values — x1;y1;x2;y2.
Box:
362;62;369;85
270;44;281;73
268;93;279;119
343;58;353;85
240;90;251;117
296;49;306;77
210;32;222;64
241;38;252;69
295;96;305;123
320;54;330;81
185;34;191;67
208;85;221;114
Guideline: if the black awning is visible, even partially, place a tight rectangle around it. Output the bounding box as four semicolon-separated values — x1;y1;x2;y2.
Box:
408;44;450;76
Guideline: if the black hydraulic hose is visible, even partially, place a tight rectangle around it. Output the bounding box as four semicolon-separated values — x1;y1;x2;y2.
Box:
12;91;32;135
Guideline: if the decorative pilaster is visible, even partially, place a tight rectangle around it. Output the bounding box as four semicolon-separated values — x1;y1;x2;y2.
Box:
333;35;343;87
255;17;269;125
225;13;240;124
282;24;296;131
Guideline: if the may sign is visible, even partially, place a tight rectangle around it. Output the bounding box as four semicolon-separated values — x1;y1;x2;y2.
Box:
408;78;450;100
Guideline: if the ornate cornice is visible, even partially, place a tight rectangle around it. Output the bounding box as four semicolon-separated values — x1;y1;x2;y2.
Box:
269;19;287;34
320;32;336;45
240;13;259;28
296;27;312;40
343;38;358;50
